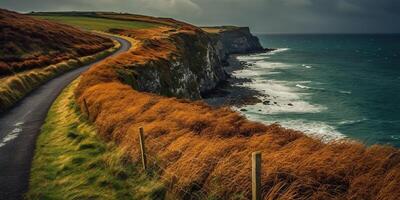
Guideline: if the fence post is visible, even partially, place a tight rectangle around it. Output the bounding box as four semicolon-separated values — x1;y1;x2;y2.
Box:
139;127;147;171
83;98;90;119
252;151;262;200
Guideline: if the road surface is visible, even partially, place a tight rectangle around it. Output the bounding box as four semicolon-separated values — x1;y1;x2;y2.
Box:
0;35;130;200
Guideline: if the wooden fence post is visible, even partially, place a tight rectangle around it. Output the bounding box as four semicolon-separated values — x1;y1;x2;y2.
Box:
139;127;147;171
252;151;262;200
83;98;90;119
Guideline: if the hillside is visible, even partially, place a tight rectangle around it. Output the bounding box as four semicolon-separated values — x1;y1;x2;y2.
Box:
68;13;400;199
0;9;113;76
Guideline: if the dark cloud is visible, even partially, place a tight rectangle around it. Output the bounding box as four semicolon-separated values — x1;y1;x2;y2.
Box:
1;0;399;33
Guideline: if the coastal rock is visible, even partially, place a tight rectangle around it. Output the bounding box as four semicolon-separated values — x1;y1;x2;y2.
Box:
121;29;227;99
204;26;265;63
122;26;264;100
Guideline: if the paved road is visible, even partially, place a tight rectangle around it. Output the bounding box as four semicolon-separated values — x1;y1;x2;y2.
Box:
0;35;130;200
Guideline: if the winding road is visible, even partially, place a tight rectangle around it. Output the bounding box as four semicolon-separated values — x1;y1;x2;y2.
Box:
0;35;130;200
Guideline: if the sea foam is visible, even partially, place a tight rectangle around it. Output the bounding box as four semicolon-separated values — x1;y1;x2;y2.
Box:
233;56;325;114
233;51;348;141
234;111;346;141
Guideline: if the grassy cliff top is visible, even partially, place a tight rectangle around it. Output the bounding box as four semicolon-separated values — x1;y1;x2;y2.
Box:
201;26;248;33
33;15;158;31
30;11;193;29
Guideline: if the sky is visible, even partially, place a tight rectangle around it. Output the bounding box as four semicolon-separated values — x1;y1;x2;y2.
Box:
1;0;400;33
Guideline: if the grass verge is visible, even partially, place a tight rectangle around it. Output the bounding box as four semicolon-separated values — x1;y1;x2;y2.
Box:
0;37;119;113
27;79;165;200
34;15;158;31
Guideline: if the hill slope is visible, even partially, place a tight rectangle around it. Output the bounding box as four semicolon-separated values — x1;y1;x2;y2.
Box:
0;9;113;76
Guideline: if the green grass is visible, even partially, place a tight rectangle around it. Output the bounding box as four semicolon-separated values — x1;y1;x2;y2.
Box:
34;16;157;31
27;79;165;200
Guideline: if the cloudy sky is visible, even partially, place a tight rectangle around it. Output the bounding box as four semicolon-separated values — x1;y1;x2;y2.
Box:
1;0;400;33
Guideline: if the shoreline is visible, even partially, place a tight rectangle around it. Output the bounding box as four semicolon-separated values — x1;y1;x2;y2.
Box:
203;49;348;142
203;49;275;109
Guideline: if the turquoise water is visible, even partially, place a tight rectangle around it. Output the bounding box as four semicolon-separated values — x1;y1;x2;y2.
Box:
235;34;400;147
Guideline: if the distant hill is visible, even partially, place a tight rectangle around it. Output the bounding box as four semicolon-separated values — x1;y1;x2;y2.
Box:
0;9;113;76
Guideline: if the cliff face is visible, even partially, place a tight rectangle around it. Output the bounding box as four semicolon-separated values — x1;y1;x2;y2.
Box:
79;23;262;101
111;27;227;100
120;26;263;99
204;26;264;64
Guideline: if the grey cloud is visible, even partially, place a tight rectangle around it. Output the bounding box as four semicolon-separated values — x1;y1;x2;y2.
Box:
1;0;399;33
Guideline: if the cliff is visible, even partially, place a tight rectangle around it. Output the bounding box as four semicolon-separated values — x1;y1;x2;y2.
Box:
107;27;227;100
203;26;264;64
108;25;263;99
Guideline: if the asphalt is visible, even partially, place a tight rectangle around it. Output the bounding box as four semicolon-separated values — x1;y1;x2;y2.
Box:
0;35;130;200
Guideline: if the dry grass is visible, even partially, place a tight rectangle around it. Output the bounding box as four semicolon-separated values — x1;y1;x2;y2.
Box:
0;38;120;113
77;82;400;199
0;9;113;76
73;17;400;200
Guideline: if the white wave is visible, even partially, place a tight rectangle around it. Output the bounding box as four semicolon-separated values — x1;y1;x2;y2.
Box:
235;79;325;114
297;80;312;84
239;100;325;115
232;69;259;78
236;55;270;61
233;112;346;142
267;48;290;55
295;83;351;95
232;62;289;79
338;118;368;125
295;84;311;89
295;84;326;91
339;90;352;94
391;135;400;140
277;120;346;141
253;61;290;69
264;72;282;75
302;64;312;69
235;54;326;115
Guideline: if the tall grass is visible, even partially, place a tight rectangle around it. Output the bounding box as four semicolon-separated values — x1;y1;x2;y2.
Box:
74;23;400;199
0;39;120;113
0;9;113;75
27;79;165;200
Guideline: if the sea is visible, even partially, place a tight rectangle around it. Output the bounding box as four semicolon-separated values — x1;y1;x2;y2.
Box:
234;34;400;147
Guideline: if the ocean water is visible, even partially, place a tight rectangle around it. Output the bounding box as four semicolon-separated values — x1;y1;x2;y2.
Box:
234;34;400;147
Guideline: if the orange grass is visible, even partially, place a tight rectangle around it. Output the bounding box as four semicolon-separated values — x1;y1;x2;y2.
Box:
0;9;113;76
75;24;400;199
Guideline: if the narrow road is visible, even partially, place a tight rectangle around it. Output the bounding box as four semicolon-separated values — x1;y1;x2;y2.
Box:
0;35;130;200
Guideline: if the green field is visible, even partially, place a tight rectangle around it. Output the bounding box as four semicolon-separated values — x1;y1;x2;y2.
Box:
35;15;157;31
27;79;165;200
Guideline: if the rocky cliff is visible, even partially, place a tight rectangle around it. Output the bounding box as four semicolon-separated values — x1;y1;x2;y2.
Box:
108;27;227;100
106;25;264;100
203;26;264;64
76;14;264;101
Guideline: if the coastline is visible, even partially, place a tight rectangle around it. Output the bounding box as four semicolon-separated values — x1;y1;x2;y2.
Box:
203;49;275;109
203;48;348;142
